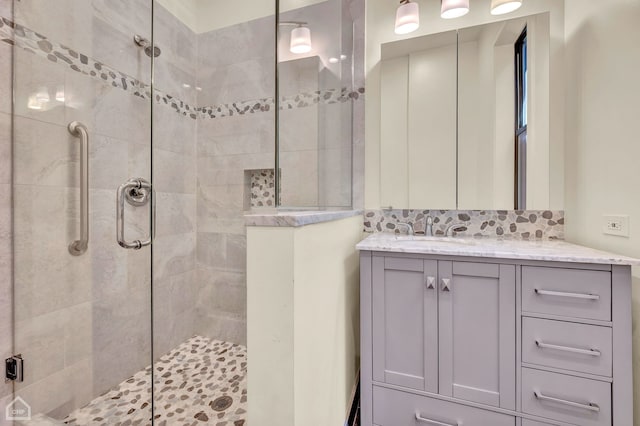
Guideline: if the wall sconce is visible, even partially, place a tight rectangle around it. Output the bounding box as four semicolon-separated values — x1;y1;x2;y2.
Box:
395;0;420;35
280;21;312;54
491;0;523;15
441;0;469;19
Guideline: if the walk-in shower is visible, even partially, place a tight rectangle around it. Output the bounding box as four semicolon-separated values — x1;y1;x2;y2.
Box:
0;0;362;424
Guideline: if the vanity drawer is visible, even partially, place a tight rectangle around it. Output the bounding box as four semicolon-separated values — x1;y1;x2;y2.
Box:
373;386;514;426
522;317;612;377
522;267;611;321
522;368;611;426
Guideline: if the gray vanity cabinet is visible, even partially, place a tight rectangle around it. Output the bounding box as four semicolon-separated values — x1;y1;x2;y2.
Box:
372;257;439;393
360;248;634;426
438;261;516;409
370;256;516;412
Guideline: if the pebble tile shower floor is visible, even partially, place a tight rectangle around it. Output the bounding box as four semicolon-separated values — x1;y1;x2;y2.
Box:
63;336;247;426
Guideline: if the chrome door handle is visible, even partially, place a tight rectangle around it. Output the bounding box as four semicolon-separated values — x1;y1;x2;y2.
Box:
68;121;89;256
441;278;451;292
415;413;459;426
534;391;600;413
535;340;601;357
116;178;155;250
426;276;436;290
534;288;600;300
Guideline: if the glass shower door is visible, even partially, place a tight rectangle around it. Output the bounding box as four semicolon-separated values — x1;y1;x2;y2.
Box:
8;1;154;423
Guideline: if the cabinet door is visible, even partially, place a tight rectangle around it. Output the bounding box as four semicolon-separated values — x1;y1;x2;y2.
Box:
372;256;438;392
438;261;516;409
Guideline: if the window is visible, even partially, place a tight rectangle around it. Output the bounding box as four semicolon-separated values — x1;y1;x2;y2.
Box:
514;27;527;209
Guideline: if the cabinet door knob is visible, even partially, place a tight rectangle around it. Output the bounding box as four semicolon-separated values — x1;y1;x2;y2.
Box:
426;276;436;290
441;278;451;292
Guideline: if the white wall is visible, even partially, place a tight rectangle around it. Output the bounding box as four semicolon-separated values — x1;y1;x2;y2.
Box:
247;216;362;426
366;0;565;209
156;0;327;33
563;1;640;422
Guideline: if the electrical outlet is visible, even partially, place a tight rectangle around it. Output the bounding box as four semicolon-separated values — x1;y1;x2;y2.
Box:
603;215;629;237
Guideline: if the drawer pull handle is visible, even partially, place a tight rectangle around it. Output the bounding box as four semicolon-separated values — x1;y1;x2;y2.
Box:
415;413;459;426
534;391;600;413
534;288;600;300
535;340;601;357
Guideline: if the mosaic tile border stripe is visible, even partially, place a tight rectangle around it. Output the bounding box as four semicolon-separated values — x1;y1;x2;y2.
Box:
363;209;565;240
0;15;364;121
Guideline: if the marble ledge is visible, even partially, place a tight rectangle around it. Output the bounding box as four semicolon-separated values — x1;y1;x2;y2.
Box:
245;209;362;228
356;232;640;266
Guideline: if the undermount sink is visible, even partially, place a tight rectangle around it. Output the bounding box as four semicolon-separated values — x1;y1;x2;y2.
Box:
392;235;477;245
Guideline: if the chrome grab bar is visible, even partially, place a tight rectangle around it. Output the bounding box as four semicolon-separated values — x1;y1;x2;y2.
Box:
535;340;601;357
534;288;600;300
68;121;89;256
116;178;154;250
534;391;600;413
415;413;459;426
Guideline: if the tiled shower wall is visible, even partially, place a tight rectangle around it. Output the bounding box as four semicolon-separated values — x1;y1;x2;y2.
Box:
0;2;13;424
194;14;277;345
2;0;199;417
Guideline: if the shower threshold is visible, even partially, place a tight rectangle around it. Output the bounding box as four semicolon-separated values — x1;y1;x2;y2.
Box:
64;336;247;426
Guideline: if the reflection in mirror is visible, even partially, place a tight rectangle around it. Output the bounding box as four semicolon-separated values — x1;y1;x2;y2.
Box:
379;12;554;210
457;13;549;210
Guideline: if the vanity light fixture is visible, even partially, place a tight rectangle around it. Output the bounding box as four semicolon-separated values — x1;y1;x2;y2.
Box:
490;0;523;15
395;0;420;35
440;0;469;19
280;21;313;54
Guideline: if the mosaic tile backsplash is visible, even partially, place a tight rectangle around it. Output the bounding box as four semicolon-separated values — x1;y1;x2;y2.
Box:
0;16;364;121
249;169;276;208
364;210;565;240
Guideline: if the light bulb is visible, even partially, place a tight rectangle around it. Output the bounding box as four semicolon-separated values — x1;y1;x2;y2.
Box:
441;0;469;19
395;1;419;35
490;0;523;15
290;26;312;54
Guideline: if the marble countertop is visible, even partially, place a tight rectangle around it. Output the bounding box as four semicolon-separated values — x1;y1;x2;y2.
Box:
356;233;640;266
245;209;363;227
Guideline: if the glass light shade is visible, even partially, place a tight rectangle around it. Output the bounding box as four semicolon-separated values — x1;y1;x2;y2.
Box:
441;0;469;19
490;0;523;15
395;1;419;35
290;26;312;54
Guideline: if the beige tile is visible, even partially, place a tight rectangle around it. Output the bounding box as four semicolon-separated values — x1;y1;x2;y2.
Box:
197;113;274;157
152;105;196;155
197;185;244;225
13;49;66;125
153;149;196;194
196;312;246;346
14;310;66;387
0;112;12;185
153;232;196;280
155;192;196;237
279;106;319;152
13;118;77;187
93;82;150;143
0;394;14;426
196;268;246;316
13;186;92;322
279;149;319;207
15;357;93;420
0;42;11;116
196;232;226;270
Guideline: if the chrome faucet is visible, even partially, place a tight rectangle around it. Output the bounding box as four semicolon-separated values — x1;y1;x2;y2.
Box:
424;216;434;237
396;222;414;235
445;223;467;237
